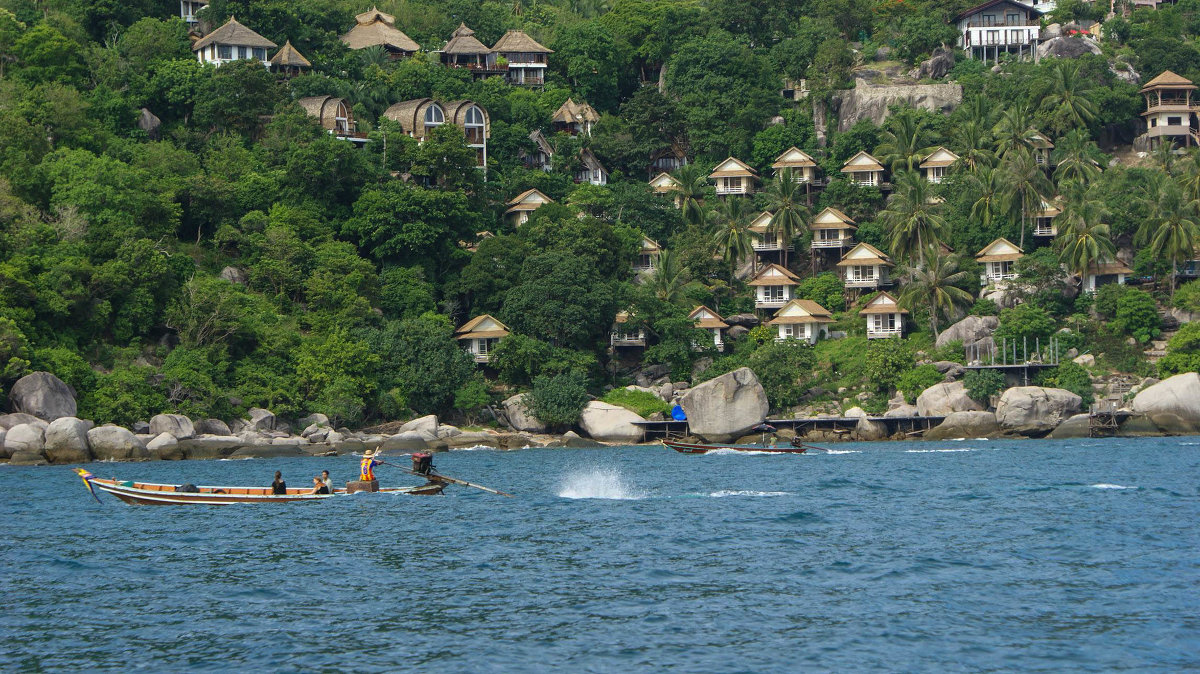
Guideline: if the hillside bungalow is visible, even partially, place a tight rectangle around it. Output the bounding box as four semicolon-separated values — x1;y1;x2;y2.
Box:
492;30;552;87
505;188;553;225
610;311;647;349
1031;131;1055;166
1139;70;1199;150
771;146;819;184
976;238;1023;284
1034;199;1060;237
552;98;599;137
748;212;793;256
689;306;728;351
841;151;886;188
575;148;608;185
860;291;907;339
383;98;490;167
954;0;1042;63
768;299;835;344
838;242;894;289
180;0;207;26
455;315;509;363
709;157;757;196
920;147;959;184
439;24;504;78
1180;250;1200;280
648;172;681;207
270;40;311;77
650;146;687;175
524;130;554;171
1082;258;1133;293
635;237;661;272
193;17;276;67
341;8;421;59
810;207;856;250
446;100;490;168
749;263;801;310
297;96;366;142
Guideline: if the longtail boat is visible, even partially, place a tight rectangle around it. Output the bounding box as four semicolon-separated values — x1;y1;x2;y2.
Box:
77;475;446;505
663;439;811;455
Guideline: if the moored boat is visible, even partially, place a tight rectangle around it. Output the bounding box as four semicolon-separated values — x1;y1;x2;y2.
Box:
663;439;809;455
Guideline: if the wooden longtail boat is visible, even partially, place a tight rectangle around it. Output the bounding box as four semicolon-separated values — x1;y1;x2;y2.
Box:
663;439;810;455
81;477;446;505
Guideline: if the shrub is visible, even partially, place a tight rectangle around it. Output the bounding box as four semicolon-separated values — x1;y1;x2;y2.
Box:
796;272;846;313
79;365;169;426
747;339;817;410
1112;288;1161;343
897;364;944;404
1175;280;1200;314
601;388;671;418
996;303;1056;348
969;297;998;316
864;338;913;394
1093;283;1125;319
1158;322;1200;376
963;368;1005;402
526;371;590;431
1039;362;1094;407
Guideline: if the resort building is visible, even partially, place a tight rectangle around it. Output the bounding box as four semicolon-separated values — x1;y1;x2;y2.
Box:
575;148;608;185
439;24;504;78
492;30;552;87
341;8;421;59
297;96;366;142
648;172;682;207
841;151;886;188
954;0;1042;63
748;211;794;258
552;98;600;137
976;238;1023;285
1033;199;1060;237
505;189;553;225
270;41;311;77
610;311;647;349
768;299;835;344
689;306;728;351
1031;131;1055;166
709;157;757;196
192;18;275;67
838;242;894;289
749;263;801;311
1082;258;1133;293
860;291;907;339
524;130;554;171
649;147;687;175
455;314;510;363
810;207;856;251
771;146;819;185
382;98;490;168
635;238;661;273
919;147;960;184
1139;70;1200;150
180;0;207;27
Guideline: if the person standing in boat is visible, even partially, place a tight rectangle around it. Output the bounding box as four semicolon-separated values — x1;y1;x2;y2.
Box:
271;471;287;495
320;470;333;493
359;449;381;482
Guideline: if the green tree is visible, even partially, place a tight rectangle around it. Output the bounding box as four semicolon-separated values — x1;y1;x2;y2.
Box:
526;371;590;431
864;337;913;393
1057;187;1116;278
371;314;473;416
502;251;618;350
1041;61;1098;135
710;196;758;280
875;108;933;173
996;303;1056;347
899;253;975;338
964;368;1005;402
762;169;809;268
880;171;949;266
1000;147;1053;248
1158;322;1200;376
1135;173;1199;299
193;59;279;137
747;339;816;410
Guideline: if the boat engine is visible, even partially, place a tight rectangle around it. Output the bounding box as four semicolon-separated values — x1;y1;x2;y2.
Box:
412;452;433;476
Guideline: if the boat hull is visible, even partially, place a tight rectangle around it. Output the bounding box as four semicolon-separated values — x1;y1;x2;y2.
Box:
89;478;445;505
663;440;807;455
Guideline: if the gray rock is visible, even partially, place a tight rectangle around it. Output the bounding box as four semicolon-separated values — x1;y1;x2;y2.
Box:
380;431;429;452
307;428;330;443
131;420;151;434
726;325;750;341
1131;372;1200;435
724;313;761;328
194;419;232;436
146;432;178;452
399;414;439;436
827;79;962;133
1109;58;1140;85
177;435;243;460
502;394;546;433
300;423;324;438
1043;22;1062;39
229;444;304;458
884;404;920;418
932;361;965;379
0;428;6;458
624;384;663;400
855;416;889;441
271;436;306;446
1037;35;1101;60
4;423;45;455
546;430;603;448
658;383;675;401
298;413;329;428
578;401;645;444
916;381;985;417
444;431;498;448
7;372;76;421
86;425;150;461
679;367;768;443
149;414;195;440
936;315;999;351
1118;414;1163;437
925;411;1000;440
219;266;247;284
843;406;868;419
1073;354;1095;367
996;387;1082;436
137;107;161;139
908;46;955;80
9;448;49;465
436;425;462;439
246;408;276;431
43;417;92;464
325;430;345;444
236;431;273;446
0;412;45;430
1049;413;1092;439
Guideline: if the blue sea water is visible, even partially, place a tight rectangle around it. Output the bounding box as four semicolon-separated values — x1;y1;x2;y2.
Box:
2;438;1199;672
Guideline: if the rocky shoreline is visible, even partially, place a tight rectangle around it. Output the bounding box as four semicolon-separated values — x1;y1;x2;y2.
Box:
4;369;1200;466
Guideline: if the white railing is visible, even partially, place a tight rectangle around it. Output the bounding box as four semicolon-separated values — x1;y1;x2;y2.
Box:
844;277;881;288
811;239;848;249
867;327;902;338
752;241;793;251
756;299;788;308
1034;225;1055;236
716;185;748;195
985;272;1018;282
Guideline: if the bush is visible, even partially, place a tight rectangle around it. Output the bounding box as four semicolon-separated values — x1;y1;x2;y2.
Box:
601;388;670;418
969;297;998;316
1093;283;1125;319
963;368;1005;402
796;272;846;313
897;364;944;404
1175;280;1200;314
1039;362;1094;407
1158;322;1200;376
747;339;817;410
79;365;169;427
1112;288;1161;343
996;303;1056;348
864;338;913;394
526;371;590;431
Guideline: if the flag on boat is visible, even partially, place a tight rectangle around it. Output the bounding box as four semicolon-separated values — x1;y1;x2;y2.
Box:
74;468;101;503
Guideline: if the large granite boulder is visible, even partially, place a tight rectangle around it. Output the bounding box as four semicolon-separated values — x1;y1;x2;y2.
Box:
1131;372;1200;434
916;381;985;417
884;404;919;418
1049;413;1092;439
578;401;645;444
7;372;76;421
4;423;45;455
855;416;889;441
724;313;760;328
502;394;546;433
246;408;276;431
194;418;232;436
0;412;45;430
936;316;999;351
398;414;438;435
909;46;956;80
298;413;329;428
1037;35;1101;60
43;417;92;464
86;425;150;461
925;411;1000;440
149;414;195;440
229;444;304;458
827;79;962;133
679;367;768;443
996;387;1082;436
177;435;243;460
380;431;430;452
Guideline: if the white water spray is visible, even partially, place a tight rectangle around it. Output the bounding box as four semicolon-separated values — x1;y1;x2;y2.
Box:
557;467;645;500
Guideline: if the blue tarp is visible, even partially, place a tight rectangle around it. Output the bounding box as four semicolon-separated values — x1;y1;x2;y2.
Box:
671;405;687;421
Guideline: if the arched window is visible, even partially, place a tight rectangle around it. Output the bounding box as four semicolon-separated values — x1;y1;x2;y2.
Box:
464;106;485;145
465;106;484;126
423;104;444;136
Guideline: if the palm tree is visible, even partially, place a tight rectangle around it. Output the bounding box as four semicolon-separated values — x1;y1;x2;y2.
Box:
667;163;709;228
952;119;996;173
648;249;695;305
879;171;949;267
1053;129;1101;188
762;168;810;268
1175;149;1200;204
710;196;758;281
993;102;1038;159
967;165;1005;232
358;45;388;68
963;95;998;130
1041;61;1098;135
1000;147;1053;248
899;251;975;338
1135;173;1200;300
1057;188;1116;279
876;108;932;173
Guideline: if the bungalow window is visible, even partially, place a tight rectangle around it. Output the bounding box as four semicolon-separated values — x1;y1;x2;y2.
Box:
850;265;875;281
254;47;267;61
424;105;445;136
218;45;232;60
781;325;798;339
464;106;486;145
763;286;786;302
237;46;248;59
1006;12;1019;24
872;314;897;332
1168;116;1183;126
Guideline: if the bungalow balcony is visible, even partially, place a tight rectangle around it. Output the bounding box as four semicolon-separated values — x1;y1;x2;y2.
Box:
811;237;851;249
866;326;903;339
755;298;789;310
752;238;794;252
1033;222;1056;237
844;276;885;288
610;332;646;348
983;271;1018;282
1179;261;1200;278
714;181;750;195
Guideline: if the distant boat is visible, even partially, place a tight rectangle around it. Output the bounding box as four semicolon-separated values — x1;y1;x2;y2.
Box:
79;476;445;505
663;439;812;455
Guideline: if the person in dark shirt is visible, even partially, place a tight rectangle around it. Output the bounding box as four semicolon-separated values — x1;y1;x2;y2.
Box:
271;471;287;495
311;476;330;495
